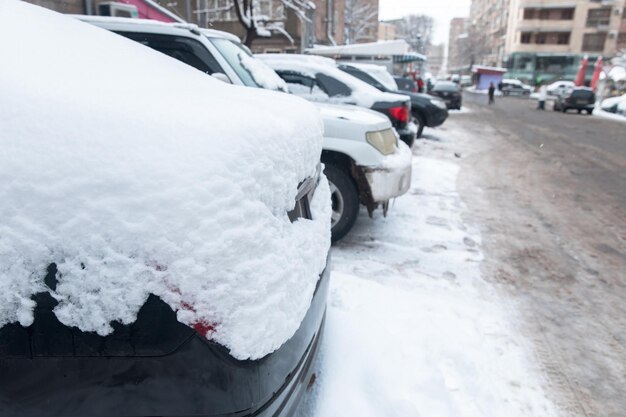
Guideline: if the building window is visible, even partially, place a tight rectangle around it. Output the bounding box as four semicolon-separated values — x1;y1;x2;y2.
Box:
521;32;532;43
617;32;626;45
586;8;611;27
582;32;607;51
523;8;535;19
557;32;570;44
536;33;546;44
561;8;574;20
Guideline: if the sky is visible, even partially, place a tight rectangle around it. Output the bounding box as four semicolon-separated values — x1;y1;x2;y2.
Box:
379;0;471;45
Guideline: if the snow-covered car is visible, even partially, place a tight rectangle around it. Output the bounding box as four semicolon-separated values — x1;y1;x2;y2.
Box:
552;87;595;114
78;16;412;242
500;79;532;96
257;54;418;148
547;80;575;97
338;63;448;138
601;94;626;114
0;2;331;417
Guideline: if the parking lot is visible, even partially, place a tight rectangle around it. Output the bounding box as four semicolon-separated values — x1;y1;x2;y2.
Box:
297;96;626;417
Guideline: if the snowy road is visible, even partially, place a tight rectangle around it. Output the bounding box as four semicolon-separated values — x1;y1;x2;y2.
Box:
296;114;558;417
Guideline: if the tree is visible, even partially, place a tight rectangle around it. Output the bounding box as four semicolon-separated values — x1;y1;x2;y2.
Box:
231;0;314;47
389;14;434;55
344;0;378;45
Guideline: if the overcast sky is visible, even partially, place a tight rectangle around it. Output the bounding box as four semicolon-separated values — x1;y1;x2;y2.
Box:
379;0;471;45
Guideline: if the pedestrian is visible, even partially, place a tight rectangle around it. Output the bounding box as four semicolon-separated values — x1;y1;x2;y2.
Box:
417;77;424;93
488;82;495;105
537;84;547;110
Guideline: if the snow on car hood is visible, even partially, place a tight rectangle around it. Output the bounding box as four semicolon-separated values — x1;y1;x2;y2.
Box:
0;1;330;360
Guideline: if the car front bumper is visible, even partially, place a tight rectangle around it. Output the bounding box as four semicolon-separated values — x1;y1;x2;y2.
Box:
360;147;412;203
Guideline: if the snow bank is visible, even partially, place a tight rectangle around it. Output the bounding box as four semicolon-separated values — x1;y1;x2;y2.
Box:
0;0;330;360
257;54;406;107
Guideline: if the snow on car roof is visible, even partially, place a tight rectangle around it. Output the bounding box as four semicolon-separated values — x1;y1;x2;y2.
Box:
257;53;407;107
0;0;330;360
342;63;398;92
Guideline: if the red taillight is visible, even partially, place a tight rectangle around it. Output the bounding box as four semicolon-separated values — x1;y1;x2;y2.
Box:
389;105;409;123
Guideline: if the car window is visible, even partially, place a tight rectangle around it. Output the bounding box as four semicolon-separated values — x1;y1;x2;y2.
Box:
316;73;352;97
395;78;416;91
209;37;259;87
433;82;459;92
116;31;224;75
340;67;386;91
277;71;330;100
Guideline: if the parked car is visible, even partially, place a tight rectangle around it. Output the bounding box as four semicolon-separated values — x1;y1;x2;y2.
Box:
500;79;532;96
257;54;418;147
547;80;575;97
394;76;418;92
1;4;331;417
429;81;463;109
78;16;412;242
460;75;472;87
552;87;596;114
601;94;626;114
338;63;448;138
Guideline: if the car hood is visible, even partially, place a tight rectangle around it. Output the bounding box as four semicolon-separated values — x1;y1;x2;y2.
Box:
315;103;391;140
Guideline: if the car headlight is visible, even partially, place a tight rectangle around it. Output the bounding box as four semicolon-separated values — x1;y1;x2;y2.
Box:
429;98;447;109
366;129;397;155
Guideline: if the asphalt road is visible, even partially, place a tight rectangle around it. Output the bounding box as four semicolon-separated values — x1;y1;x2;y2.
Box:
451;93;626;417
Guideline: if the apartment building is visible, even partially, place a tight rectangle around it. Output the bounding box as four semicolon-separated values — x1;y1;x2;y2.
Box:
506;0;626;57
469;0;511;66
447;17;469;72
427;43;446;76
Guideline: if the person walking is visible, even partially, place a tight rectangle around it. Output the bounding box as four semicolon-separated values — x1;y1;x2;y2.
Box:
537;84;547;110
488;82;495;105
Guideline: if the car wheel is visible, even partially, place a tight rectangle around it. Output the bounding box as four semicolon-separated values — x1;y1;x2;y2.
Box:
413;112;425;138
562;107;567;113
577;109;582;114
587;109;593;115
324;164;359;243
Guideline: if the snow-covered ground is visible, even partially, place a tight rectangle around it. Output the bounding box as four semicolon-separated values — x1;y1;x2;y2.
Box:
297;120;559;417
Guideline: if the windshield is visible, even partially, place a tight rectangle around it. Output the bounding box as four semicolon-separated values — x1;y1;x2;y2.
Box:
433;82;459;92
208;37;260;88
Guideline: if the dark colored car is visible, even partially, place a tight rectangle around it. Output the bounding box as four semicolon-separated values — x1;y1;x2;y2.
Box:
499;79;532;96
429;81;463;110
394;76;417;93
339;64;449;138
258;54;417;147
553;87;595;114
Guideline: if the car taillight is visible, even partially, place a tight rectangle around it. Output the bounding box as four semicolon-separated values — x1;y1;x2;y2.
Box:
389;104;409;123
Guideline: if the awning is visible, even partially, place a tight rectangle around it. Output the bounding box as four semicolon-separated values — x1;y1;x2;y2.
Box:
306;40;425;60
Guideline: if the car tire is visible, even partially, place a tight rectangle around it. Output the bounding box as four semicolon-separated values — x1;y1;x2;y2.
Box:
562;107;567;113
324;164;359;243
577;109;582;114
587;109;593;115
413;112;425;138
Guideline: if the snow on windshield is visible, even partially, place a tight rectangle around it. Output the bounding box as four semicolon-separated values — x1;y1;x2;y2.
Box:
257;54;401;107
238;49;289;92
348;63;398;92
0;0;330;360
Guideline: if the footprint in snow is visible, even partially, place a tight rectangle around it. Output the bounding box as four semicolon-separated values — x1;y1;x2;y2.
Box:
463;237;477;247
421;244;447;253
426;216;450;229
442;271;457;281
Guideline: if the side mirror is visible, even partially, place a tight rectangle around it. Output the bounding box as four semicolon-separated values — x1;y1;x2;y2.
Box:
211;73;232;84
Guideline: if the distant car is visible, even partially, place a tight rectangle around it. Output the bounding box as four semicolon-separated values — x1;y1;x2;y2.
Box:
2;4;331;417
601;94;626;114
553;87;596;114
339;63;448;138
257;54;418;147
547;80;575;97
429;81;462;110
79;16;411;242
460;75;472;87
500;79;532;96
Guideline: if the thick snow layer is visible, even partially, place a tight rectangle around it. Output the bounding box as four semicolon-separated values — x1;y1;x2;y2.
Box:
343;63;398;92
0;1;330;360
297;123;559;416
239;51;289;92
257;54;408;108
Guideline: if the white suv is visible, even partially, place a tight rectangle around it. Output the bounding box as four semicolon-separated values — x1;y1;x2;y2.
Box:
78;16;412;242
